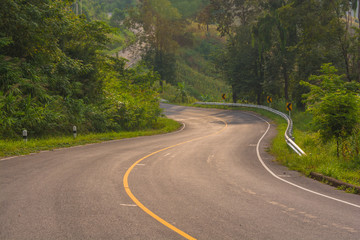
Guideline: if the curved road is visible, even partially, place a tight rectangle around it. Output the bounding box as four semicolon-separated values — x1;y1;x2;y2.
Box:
1;104;359;239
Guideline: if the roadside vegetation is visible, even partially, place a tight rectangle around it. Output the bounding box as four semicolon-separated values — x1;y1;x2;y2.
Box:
0;118;181;158
0;0;175;152
275;113;360;193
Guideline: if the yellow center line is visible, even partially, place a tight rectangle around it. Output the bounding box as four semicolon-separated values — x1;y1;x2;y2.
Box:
123;117;228;240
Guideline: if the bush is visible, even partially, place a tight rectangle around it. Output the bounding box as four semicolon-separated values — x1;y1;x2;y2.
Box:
301;64;360;157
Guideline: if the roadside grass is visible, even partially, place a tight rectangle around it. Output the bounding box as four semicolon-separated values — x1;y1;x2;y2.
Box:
193;104;360;190
286;110;360;189
0;118;181;158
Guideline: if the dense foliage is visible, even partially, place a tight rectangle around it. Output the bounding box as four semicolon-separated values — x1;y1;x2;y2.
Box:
210;0;360;105
301;64;360;157
79;0;135;21
169;0;210;19
125;0;228;103
127;0;185;86
0;0;161;139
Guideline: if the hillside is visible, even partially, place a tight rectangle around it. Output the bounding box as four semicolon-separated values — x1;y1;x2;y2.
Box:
79;0;229;102
173;23;229;101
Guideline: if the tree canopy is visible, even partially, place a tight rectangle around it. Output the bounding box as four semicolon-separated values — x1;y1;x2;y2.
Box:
301;64;360;157
210;0;360;105
0;0;161;138
127;0;186;85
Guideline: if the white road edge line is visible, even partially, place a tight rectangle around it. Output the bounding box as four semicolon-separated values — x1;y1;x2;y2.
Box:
248;112;360;209
0;156;18;162
120;204;137;207
162;122;186;135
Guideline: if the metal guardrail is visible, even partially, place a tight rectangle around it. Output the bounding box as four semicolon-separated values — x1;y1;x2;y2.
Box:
195;102;306;156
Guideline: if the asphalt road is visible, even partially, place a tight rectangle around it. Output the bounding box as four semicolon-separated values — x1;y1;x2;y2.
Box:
1;104;360;240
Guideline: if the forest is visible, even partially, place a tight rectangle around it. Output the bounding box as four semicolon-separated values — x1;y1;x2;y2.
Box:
210;0;359;105
0;0;228;140
0;0;162;139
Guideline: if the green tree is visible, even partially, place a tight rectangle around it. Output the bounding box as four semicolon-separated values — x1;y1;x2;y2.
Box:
210;0;262;37
196;4;214;31
301;64;360;157
0;0;162;138
170;0;210;19
110;8;126;28
351;0;360;81
128;0;185;86
217;25;262;103
59;17;111;101
211;0;359;105
254;0;298;101
210;0;263;103
282;0;358;106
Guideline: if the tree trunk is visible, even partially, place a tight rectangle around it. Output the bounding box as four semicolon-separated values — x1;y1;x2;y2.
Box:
232;84;237;103
283;63;289;101
258;53;265;105
257;90;261;105
155;50;163;89
358;2;360;82
339;35;352;81
358;40;360;82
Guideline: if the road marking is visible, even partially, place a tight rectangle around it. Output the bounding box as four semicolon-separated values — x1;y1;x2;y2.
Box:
0;156;17;161
206;154;214;164
123;117;228;240
120;204;137;207
243;188;257;195
247;112;360;209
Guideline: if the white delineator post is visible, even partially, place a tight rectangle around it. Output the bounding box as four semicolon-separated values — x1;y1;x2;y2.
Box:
23;130;27;142
73;126;77;138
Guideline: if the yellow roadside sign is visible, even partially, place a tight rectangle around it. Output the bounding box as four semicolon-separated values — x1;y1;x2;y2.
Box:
267;96;272;103
286;102;292;111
